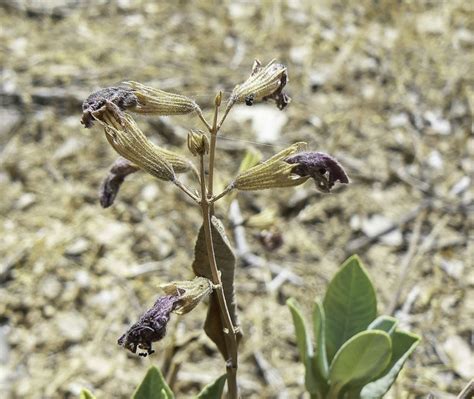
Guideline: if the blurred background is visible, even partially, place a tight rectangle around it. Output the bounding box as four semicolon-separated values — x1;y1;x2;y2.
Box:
0;1;473;398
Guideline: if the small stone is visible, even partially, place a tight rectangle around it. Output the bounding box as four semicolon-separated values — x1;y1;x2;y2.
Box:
74;270;91;288
15;193;36;210
65;238;90;256
53;137;86;160
55;311;88;342
449;176;470;196
361;215;403;246
389;113;409;128
40;275;62;300
440;259;464;280
88;289;120;314
427;150;443;170
424;111;451;135
141;184;160;202
443;335;474;379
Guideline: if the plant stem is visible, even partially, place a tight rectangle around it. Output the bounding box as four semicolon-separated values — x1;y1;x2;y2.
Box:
199;153;239;399
210;184;235;203
207;97;220;202
217;100;234;129
195;106;212;131
174;179;199;203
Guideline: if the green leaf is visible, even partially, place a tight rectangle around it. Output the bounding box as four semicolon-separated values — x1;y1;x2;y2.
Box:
287;298;323;395
196;374;227;399
192;217;240;360
79;389;96;399
313;300;329;379
360;330;420;399
368;315;398;336
133;366;174;399
328;330;392;397
323;255;377;361
287;298;313;362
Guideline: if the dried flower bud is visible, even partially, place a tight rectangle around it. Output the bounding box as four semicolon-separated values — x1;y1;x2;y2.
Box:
229;59;291;110
215;91;222;107
81;87;138;128
118;295;180;357
99;157;139;208
234;142;309;191
125;81;198;116
187;129;209;156
285;151;349;193
92;103;179;181
161;276;214;315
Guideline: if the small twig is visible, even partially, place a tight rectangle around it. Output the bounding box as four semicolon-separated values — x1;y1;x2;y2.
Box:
346;199;432;253
457;379;474;399
387;210;426;315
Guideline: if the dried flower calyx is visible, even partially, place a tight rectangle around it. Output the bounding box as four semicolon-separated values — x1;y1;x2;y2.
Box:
285;151;349;192
81;86;138;128
234;142;309;191
230;59;291;110
125;81;198;116
118;295;180;357
99;157;139;208
91;103;195;182
161;276;214;315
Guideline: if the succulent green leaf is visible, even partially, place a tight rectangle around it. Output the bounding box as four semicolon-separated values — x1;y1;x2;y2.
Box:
196;374;227;399
287;298;314;362
132;366;174;399
323;255;377;361
368;315;398;336
313;300;329;379
328;330;392;396
79;389;96;399
287;298;324;395
360;330;420;399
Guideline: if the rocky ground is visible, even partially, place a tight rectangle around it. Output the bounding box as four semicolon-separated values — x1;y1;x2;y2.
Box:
0;1;473;398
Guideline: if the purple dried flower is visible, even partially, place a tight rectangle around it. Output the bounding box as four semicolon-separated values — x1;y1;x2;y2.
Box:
118;295;180;357
81;87;138;128
99;157;139;208
286;151;349;193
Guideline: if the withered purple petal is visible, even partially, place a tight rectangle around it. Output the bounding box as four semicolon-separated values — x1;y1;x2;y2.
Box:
81;87;138;128
118;295;180;357
99;157;139;208
286;151;349;193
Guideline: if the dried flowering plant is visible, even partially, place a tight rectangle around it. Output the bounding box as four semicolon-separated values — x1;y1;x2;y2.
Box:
81;59;349;398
